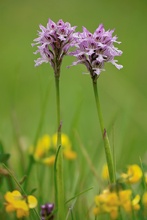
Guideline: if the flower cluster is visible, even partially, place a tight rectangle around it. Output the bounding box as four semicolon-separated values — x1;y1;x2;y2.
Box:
4;190;37;219
30;133;77;165
32;19;76;74
70;24;123;81
41;203;54;220
94;164;146;219
32;19;123;81
93;188;140;219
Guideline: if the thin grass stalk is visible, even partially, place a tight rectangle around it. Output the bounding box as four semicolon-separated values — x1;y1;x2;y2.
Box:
92;80;115;183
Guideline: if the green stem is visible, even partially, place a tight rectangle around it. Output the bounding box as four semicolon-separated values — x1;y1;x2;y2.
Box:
92;80;115;183
54;75;65;219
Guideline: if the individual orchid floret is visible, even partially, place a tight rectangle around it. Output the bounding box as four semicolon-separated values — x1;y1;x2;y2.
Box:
32;19;76;76
69;24;123;81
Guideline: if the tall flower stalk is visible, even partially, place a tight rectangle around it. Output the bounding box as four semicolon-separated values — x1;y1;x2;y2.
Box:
92;80;115;183
32;19;76;219
69;24;123;183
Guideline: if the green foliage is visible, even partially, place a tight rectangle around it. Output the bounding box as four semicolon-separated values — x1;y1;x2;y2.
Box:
0;142;10;163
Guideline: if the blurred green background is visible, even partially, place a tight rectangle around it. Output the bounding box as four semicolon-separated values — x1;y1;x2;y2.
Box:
0;0;147;172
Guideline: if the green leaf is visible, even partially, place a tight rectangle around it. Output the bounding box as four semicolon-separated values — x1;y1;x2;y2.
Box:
65;186;93;204
29;188;38;195
0;141;10;163
0;153;10;163
0;141;4;154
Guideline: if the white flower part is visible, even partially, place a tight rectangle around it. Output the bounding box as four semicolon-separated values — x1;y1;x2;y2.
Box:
111;60;123;69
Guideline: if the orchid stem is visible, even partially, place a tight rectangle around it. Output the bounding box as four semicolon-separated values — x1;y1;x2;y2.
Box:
92;80;115;183
54;74;65;220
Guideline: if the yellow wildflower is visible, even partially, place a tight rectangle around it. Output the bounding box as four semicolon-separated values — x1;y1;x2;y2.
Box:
119;189;132;205
102;164;109;180
142;192;147;208
42;155;55;165
93;206;100;215
132;195;140;211
121;164;143;184
33;135;51;160
4;190;37;219
31;133;76;165
52;133;77;160
144;172;147;184
27;195;38;209
94;190;119;220
118;189;140;212
94;188;140;219
52;133;72;150
63;150;77;160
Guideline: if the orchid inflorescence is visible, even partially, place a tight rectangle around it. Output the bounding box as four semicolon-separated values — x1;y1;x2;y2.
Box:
32;19;76;76
32;19;123;79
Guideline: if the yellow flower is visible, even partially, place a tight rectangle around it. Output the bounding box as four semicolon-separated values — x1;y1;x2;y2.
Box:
142;192;147;207
144;172;147;184
34;135;51;160
63;150;77;160
119;189;132;203
31;133;77;165
93;207;100;215
27;195;38;208
52;133;77;160
94;188;140;219
121;164;143;184
132;195;140;211
102;164;109;180
52;133;72;150
94;190;119;220
118;189;140;212
42;155;55;165
4;190;37;219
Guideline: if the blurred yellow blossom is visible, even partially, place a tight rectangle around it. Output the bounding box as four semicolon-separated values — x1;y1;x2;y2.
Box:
121;164;143;184
102;164;109;180
63;150;77;160
52;133;72;150
119;190;140;212
31;133;77;165
33;134;51;160
42;155;56;165
144;172;147;184
93;187;140;219
4;190;37;219
142;192;147;208
94;189;119;220
132;194;140;211
27;195;38;208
